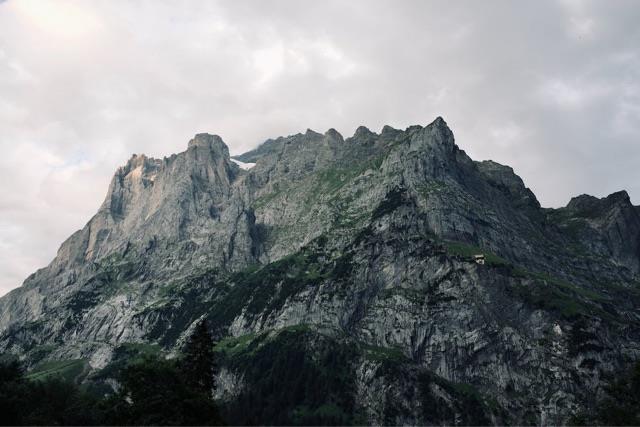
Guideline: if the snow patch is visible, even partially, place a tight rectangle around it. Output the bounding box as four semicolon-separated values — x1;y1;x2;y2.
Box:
231;158;256;170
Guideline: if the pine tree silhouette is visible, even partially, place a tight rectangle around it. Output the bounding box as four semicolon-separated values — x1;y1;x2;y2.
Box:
180;319;217;396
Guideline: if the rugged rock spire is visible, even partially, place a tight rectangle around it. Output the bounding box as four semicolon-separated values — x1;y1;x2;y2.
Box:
324;128;344;142
352;125;376;139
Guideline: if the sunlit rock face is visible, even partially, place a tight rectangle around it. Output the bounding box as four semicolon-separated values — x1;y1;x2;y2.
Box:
1;117;639;425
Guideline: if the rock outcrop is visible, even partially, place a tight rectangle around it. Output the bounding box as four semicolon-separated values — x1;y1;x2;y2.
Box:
1;117;639;425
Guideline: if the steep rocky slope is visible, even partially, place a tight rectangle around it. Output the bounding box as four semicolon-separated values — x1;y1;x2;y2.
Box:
1;117;639;425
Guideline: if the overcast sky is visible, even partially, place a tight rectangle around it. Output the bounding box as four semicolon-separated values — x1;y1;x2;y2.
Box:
1;0;639;296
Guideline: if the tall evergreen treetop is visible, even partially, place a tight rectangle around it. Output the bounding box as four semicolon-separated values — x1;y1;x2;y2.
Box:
180;319;217;396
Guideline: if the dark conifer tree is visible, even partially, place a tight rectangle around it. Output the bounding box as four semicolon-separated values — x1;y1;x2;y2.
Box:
180;319;217;396
594;361;640;426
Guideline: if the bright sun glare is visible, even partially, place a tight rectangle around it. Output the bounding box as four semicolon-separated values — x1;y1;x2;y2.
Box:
12;0;101;38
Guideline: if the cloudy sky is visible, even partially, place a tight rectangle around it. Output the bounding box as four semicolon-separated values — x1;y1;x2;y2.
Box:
1;0;639;296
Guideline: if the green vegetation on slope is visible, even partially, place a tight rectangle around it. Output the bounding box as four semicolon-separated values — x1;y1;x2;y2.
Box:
209;252;329;327
440;239;617;322
506;268;615;321
26;359;86;383
93;342;163;381
360;343;407;363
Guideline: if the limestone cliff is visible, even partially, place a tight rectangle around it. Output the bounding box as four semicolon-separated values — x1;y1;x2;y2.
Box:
1;118;639;425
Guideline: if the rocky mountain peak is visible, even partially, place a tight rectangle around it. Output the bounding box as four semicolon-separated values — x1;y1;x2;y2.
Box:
432;115;447;126
128;152;146;163
324;128;344;142
566;190;632;213
560;189;640;273
566;194;599;210
405;124;424;134
380;124;400;138
394;116;458;163
476;160;541;209
187;133;229;156
605;189;632;204
352;125;377;139
425;116;454;141
112;154;162;194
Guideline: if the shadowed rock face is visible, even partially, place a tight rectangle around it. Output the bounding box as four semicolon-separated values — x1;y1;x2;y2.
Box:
555;191;640;273
1;117;639;425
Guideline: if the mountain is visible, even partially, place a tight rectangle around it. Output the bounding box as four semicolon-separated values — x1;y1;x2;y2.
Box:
1;117;639;425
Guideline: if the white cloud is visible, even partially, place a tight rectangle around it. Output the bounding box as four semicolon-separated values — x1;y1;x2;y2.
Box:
537;79;611;110
489;123;527;149
0;0;639;296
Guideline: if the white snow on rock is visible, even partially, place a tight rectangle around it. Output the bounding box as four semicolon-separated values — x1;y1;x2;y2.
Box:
231;158;256;170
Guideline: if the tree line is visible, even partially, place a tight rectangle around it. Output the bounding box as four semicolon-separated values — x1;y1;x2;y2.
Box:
1;320;639;426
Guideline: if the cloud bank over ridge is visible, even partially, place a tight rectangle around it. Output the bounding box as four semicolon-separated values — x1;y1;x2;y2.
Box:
0;0;639;295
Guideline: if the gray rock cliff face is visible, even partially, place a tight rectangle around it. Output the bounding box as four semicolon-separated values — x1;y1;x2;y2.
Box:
560;191;640;273
1;117;639;425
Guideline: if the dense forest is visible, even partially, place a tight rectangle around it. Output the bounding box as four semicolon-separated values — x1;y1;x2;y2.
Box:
1;321;638;426
0;321;223;426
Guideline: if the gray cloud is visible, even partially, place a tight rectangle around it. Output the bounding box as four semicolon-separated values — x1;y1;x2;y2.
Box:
1;0;639;295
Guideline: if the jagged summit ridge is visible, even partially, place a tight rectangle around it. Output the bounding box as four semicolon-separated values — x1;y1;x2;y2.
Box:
567;190;632;211
233;117;446;164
